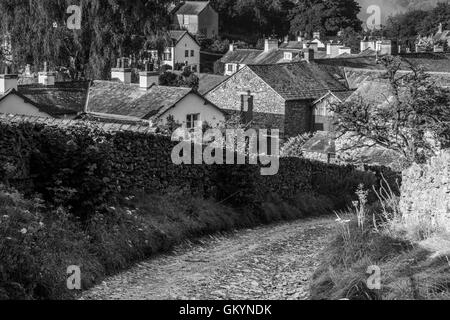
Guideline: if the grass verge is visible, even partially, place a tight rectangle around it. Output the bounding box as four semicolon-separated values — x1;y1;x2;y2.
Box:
310;185;450;300
0;185;333;300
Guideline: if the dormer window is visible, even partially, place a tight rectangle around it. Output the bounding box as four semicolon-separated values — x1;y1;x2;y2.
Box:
284;52;293;61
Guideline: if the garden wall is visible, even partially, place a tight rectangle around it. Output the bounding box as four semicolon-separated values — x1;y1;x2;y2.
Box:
400;150;450;234
0;115;397;217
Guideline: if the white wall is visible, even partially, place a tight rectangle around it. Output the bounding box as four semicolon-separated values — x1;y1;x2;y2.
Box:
0;94;51;118
159;93;224;128
173;34;200;71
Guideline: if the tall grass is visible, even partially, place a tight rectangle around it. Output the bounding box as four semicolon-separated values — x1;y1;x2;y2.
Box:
310;179;450;300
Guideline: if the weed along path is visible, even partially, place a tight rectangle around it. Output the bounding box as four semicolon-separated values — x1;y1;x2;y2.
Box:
81;217;335;300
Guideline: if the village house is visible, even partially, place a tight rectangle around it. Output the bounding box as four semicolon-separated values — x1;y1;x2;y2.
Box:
312;90;354;132
171;1;219;39
84;65;225;129
220;39;304;76
220;34;355;76
417;23;450;53
162;30;201;72
0;65;89;119
205;58;349;140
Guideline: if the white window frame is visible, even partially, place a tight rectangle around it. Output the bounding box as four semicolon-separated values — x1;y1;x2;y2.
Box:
186;113;200;130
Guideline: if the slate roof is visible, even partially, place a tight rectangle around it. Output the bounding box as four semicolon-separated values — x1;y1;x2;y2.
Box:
247;62;348;101
17;81;90;116
345;67;450;89
346;80;397;107
87;81;196;120
168;30;200;47
302;131;335;154
220;48;303;65
220;49;264;65
196;73;228;95
174;1;210;15
0;81;90;117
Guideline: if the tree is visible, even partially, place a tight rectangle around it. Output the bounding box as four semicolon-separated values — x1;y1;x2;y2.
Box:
209;0;295;42
158;69;199;91
289;0;362;37
331;56;450;166
0;0;172;80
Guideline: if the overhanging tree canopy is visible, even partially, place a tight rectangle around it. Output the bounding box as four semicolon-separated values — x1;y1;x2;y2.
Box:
0;0;172;79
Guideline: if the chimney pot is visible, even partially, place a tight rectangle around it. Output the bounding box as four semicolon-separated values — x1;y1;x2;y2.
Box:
0;65;18;94
264;38;279;52
302;48;314;62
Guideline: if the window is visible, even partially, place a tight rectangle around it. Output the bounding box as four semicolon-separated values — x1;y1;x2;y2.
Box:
185;50;189;58
191;50;195;57
191;65;198;73
241;93;254;124
227;64;234;72
314;123;324;131
186;113;200;129
183;15;190;26
164;52;172;61
284;52;292;60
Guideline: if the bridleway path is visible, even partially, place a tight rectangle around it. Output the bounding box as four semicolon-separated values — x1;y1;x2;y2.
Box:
81;217;335;300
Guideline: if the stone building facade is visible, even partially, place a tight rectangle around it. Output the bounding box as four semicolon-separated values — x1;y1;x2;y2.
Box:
205;62;348;140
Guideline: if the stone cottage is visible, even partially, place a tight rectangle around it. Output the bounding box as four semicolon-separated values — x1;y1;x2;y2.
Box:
85;67;225;129
205;60;348;139
0;66;89;119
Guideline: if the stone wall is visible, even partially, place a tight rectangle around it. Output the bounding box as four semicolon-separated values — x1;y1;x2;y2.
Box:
400;150;450;234
0;115;391;216
205;67;287;137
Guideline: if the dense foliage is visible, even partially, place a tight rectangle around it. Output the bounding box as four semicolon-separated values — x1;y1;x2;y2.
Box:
289;0;362;37
331;56;450;166
378;3;450;48
0;0;172;79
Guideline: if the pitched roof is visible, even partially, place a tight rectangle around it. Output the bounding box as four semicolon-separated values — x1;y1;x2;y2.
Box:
196;73;228;95
168;30;200;46
220;49;264;64
347;80;396;107
1;81;90;117
313;90;355;105
220;48;303;65
247;62;348;101
87;81;196;119
302;131;335;155
174;1;210;15
345;67;450;89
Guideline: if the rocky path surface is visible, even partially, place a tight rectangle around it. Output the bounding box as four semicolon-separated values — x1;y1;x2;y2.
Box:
81;217;335;300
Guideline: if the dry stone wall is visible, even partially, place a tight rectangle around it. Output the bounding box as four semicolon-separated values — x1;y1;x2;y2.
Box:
0;115;396;217
400;150;450;233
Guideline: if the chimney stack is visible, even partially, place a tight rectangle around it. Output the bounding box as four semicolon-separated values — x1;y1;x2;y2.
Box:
438;22;443;34
38;62;56;86
264;38;279;52
0;65;18;94
302;48;315;63
229;43;234;52
139;63;159;89
111;57;132;84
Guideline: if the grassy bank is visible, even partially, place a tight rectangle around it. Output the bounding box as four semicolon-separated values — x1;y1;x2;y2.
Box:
0;184;334;300
310;186;450;300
